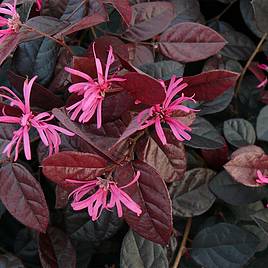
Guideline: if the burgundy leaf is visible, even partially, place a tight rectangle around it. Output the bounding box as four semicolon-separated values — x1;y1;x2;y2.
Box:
0;33;20;65
39;227;76;268
115;161;173;245
42;151;107;189
104;0;132;25
8;71;64;110
0;163;49;232
122;1;175;41
183;70;240;101
136;128;186;183
121;72;166;105
159;22;227;62
224;152;268;187
201;142;229;170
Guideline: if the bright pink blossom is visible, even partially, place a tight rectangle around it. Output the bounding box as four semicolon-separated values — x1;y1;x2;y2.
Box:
256;170;268;185
257;62;268;88
137;76;197;145
0;0;20;44
68;171;142;221
65;43;125;128
0;76;74;161
36;0;42;11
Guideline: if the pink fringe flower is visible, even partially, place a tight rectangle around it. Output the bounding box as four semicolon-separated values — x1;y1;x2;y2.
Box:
36;0;42;11
65;43;125;128
256;170;268;185
137;75;197;145
0;0;20;44
68;171;142;221
257;62;268;88
0;76;74;161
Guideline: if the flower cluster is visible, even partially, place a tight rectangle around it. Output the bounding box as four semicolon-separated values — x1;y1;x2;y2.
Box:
65;44;125;128
0;0;20;44
68;171;142;221
137;76;197;145
0;76;74;161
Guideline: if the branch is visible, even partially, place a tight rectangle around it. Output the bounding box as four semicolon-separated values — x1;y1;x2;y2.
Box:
235;32;268;97
172;218;192;268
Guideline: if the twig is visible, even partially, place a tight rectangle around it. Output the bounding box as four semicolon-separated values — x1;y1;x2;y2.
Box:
65;0;87;21
235;32;268;97
91;27;97;39
172;218;192;268
22;23;73;55
208;0;237;22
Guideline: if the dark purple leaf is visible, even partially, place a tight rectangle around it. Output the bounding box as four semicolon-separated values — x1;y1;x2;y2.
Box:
39;227;76;268
159;22;227;62
121;72;166;105
183;70;240;101
122;1;175;41
0;33;20;65
115;161;173;245
42;151;107;189
0;163;49;232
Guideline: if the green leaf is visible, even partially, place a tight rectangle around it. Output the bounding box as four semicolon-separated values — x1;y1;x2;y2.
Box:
184;117;225;149
209;171;268;205
13;38;59;85
223;118;256;148
251;209;268;235
120;230;168;268
170;168;216;217
191;223;259;268
257;105;268;142
139;61;184;80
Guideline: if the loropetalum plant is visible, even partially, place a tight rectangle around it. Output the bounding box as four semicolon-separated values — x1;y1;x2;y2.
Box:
1;0;268;267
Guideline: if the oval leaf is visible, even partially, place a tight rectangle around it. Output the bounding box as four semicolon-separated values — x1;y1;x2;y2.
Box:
42;151;107;189
120;230;168;268
183;70;240;102
223;119;256;148
257;105;268;142
191;223;259;268
169;168;216;217
115;161;173;245
224;152;268;187
123;1;174;41
0;163;49;233
121;72;166;105
159;22;227;62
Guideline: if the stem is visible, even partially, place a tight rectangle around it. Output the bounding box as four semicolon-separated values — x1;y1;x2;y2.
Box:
91;27;97;39
235;32;268;97
208;0;237;22
65;0;88;21
172;218;192;268
22;23;73;55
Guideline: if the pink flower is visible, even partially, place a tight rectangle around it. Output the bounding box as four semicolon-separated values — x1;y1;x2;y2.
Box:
36;0;42;11
257;63;268;88
256;170;268;185
0;0;20;44
65;43;125;128
0;76;74;161
137;76;197;145
67;171;142;221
